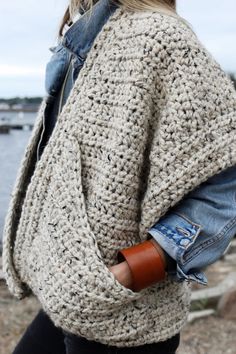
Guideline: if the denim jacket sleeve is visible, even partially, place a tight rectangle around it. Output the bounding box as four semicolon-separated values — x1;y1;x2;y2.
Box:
147;164;236;285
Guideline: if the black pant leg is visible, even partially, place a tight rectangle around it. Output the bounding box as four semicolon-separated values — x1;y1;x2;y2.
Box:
64;331;108;354
121;333;180;354
64;331;180;354
13;307;179;354
12;309;66;354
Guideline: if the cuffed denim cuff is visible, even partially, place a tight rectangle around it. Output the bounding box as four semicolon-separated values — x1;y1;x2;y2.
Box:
148;212;208;285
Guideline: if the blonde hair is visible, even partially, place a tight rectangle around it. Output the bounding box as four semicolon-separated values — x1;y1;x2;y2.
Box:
60;0;193;36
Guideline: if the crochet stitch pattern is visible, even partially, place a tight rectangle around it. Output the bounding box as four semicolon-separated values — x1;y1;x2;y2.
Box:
2;6;236;347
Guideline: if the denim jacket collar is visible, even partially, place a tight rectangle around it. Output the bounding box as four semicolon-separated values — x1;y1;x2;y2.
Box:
61;0;119;60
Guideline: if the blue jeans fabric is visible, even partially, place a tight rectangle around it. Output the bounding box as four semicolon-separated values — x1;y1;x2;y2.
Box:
13;309;180;354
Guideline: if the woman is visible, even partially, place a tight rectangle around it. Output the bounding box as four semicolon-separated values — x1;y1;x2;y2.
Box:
3;0;236;353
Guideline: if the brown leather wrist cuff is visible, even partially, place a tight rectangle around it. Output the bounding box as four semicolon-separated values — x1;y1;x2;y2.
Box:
117;240;167;292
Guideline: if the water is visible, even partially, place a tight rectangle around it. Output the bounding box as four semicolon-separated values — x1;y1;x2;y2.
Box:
0;112;35;242
0;111;36;124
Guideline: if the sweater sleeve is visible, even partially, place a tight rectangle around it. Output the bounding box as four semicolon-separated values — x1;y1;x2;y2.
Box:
138;15;236;241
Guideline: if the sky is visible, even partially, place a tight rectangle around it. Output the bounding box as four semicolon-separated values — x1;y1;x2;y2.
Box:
0;0;235;98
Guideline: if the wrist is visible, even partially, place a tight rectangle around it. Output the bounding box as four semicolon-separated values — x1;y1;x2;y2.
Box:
117;239;167;292
148;237;176;272
148;238;167;269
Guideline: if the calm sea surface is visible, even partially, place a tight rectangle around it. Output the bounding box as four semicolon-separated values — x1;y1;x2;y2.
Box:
0;111;36;242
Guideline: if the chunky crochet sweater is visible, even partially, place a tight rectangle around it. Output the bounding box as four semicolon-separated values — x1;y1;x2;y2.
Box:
3;6;236;347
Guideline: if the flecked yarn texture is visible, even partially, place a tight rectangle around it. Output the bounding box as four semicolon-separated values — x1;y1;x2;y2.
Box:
3;7;236;347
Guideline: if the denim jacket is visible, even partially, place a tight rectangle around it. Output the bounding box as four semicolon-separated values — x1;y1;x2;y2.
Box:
38;0;236;286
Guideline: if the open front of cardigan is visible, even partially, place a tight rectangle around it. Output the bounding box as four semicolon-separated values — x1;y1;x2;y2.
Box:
3;7;236;347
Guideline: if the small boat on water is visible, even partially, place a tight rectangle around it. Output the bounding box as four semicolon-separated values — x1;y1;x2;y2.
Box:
0;114;35;133
0;125;10;134
0;117;10;134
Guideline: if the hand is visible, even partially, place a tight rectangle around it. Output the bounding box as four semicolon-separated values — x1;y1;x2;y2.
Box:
108;261;133;290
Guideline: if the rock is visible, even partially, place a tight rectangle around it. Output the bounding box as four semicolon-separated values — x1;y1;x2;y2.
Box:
0;257;4;281
227;239;236;254
191;272;236;303
224;253;236;264
0;269;4;281
217;287;236;320
188;309;215;323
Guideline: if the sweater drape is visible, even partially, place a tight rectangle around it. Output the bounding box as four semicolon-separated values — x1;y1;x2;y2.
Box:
3;7;236;347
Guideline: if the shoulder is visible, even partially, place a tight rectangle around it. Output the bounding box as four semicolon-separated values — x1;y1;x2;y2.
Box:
107;7;234;94
142;11;206;56
129;10;227;79
113;7;211;62
114;7;198;44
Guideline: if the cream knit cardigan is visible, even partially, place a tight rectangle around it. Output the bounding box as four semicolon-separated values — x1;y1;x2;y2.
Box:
3;7;236;347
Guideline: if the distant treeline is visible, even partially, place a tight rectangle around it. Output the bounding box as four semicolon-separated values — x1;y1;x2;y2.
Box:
0;97;43;106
